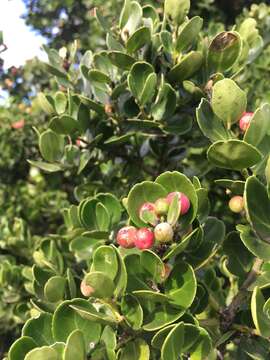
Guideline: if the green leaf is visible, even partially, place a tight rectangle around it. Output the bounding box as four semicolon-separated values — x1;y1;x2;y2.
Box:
92;246;118;281
244;176;270;243
121;294;143;330
185;217;225;269
151;82;177;121
133;290;170;303
88;69;111;83
176;16;203;52
63;330;85;360
223;231;253;277
85;271;115;298
151;325;176;349
113;245;128;298
244;103;270;147
155;171;198;227
128;61;155;104
164;0;190;25
8;336;37;360
52;299;101;344
207;31;242;73
120;0;142;34
49;115;78;135
211;79;247;126
140;72;157;106
37;92;55;114
143;303;184;331
24;346;60;360
126;26;151;53
54;92;67;114
119;338;150;360
238;225;270;261
127;181;167;227
165;261;196;308
168;51;203;83
39;130;64;162
162;227;199;261
161;322;184;360
108;51;136;70
196;98;231;142
189;327;212;360
207;140;262;170
96;193;122;225
27;160;63;173
251;287;270;337
167;193;181;226
215;179;245;195
22;313;53;346
96;202;110;231
140;250;165;283
44;276;66;303
70;303;118;325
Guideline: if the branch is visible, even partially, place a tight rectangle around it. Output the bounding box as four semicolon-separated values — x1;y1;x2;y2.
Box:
220;257;263;332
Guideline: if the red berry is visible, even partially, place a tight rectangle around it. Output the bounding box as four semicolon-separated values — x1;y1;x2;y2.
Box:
134;228;154;249
11;119;25;129
239;112;253;132
166;192;190;215
229;196;244;213
139;202;156;218
155;198;169;216
116;226;137;248
80;279;94;297
154;222;174;243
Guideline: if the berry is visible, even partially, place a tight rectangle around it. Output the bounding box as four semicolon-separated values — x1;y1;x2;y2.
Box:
155;198;169;216
139;202;156;218
134;228;154;249
154;222;174;243
229;196;244;213
80;279;94;297
166;192;190;215
11;119;25;129
116;226;137;248
239;112;253;132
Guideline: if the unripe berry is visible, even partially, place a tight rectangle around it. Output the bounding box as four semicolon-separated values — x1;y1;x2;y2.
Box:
116;226;137;248
154;222;174;243
80;279;94;297
134;228;155;249
166;192;190;215
139;202;156;218
155;198;169;216
229;196;244;213
239;112;253;132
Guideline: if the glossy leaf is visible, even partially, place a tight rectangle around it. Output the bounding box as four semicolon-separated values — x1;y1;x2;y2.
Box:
207;140;262;170
211;79;247;126
168;51;203;83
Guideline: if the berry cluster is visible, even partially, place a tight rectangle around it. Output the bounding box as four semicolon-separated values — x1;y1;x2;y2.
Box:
117;191;190;250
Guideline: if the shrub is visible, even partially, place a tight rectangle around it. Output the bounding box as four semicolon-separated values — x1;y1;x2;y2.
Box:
2;0;270;359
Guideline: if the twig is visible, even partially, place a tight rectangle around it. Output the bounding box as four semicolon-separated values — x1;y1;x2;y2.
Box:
220;258;263;332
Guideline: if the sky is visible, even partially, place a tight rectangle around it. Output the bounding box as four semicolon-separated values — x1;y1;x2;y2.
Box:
0;0;47;69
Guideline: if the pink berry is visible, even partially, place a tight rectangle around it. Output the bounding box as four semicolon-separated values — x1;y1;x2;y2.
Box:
116;226;137;248
154;222;174;243
80;279;94;297
239;112;253;132
229;196;244;213
134;228;154;249
11;119;25;129
166;192;190;215
139;202;156;218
